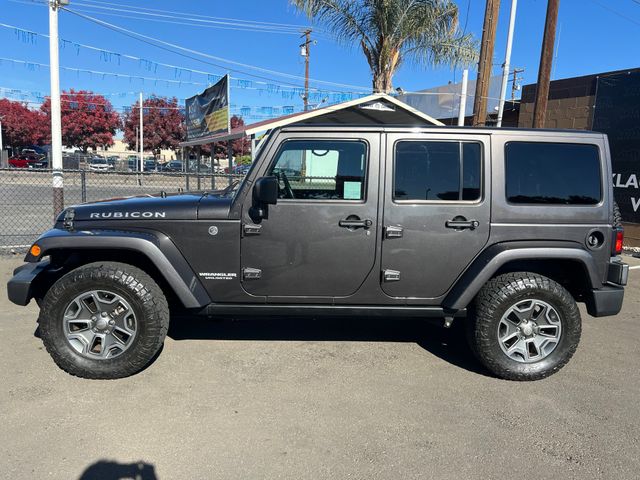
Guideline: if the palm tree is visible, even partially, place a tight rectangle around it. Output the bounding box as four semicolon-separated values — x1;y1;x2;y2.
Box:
291;0;477;93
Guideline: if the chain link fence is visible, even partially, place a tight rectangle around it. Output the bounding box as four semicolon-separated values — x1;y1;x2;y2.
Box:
0;168;243;252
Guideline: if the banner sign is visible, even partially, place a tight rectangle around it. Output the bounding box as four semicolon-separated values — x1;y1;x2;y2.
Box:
185;75;229;140
592;71;640;224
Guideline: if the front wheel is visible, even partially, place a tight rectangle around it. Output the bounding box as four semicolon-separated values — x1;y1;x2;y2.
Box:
38;262;169;379
467;272;581;381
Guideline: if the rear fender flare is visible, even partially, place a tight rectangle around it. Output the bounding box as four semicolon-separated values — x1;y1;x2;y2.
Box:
443;243;600;311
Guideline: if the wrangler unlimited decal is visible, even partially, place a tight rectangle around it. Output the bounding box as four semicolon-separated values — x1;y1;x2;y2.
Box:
89;212;167;219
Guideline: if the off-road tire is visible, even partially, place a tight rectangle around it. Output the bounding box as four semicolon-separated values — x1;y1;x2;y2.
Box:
467;272;581;381
613;201;623;228
38;262;169;379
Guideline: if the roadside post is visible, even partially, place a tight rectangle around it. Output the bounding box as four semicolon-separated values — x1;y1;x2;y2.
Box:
457;69;469;126
49;0;69;217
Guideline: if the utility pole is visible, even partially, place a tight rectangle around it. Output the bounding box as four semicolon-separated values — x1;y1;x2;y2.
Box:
139;92;143;172
300;30;312;111
511;68;525;100
49;0;68;217
533;0;560;128
497;0;518;127
473;0;501;127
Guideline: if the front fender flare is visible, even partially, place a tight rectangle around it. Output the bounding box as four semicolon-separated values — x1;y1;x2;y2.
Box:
443;243;601;311
28;229;210;308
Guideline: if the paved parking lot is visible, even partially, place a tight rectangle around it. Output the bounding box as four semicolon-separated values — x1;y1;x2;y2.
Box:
1;255;639;479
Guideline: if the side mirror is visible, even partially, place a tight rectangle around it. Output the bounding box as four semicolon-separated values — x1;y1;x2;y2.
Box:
253;176;278;205
249;176;278;223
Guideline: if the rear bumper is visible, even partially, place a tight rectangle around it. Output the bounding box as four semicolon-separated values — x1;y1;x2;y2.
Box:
7;261;50;306
586;285;625;317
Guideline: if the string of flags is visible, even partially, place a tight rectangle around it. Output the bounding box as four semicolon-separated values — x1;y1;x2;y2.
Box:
0;86;302;118
0;22;368;103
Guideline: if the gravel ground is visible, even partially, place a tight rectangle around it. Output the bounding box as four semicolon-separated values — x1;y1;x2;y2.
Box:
1;255;639;480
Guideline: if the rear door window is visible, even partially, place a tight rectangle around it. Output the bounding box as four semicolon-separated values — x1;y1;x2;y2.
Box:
394;140;482;202
505;142;601;205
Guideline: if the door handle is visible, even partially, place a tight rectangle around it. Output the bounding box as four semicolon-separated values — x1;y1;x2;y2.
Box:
445;218;479;230
339;218;372;229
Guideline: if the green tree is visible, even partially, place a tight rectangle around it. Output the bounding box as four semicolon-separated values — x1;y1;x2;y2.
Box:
291;0;477;93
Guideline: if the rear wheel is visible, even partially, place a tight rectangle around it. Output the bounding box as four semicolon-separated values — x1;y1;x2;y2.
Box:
38;262;169;379
467;272;581;381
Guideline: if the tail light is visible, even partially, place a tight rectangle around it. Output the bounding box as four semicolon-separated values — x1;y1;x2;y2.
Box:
613;228;624;256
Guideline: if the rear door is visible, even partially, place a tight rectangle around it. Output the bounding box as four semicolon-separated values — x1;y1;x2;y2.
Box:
381;132;491;299
240;132;380;299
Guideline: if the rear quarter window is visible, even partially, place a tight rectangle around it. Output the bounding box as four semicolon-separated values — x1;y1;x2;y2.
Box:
505;142;602;205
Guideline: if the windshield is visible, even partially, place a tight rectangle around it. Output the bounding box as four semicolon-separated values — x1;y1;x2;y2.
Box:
91;158;107;165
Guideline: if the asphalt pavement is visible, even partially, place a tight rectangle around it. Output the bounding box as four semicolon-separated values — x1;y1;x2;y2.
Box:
1;255;639;479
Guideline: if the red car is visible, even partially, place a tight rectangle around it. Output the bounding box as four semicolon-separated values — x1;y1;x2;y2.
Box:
8;154;47;169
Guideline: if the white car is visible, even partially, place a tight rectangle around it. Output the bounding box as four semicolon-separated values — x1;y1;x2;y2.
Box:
88;157;114;172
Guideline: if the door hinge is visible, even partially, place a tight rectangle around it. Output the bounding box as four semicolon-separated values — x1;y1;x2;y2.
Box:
383;269;401;282
242;267;262;280
384;225;403;239
243;224;262;236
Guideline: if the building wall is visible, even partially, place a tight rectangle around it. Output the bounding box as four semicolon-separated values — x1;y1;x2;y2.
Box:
518;95;594;130
517;72;600;129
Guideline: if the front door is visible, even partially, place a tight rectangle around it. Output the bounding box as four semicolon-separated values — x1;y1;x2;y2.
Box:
241;133;380;298
381;133;491;299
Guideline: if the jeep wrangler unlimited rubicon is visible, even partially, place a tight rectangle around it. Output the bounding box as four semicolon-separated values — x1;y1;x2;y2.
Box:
7;126;629;380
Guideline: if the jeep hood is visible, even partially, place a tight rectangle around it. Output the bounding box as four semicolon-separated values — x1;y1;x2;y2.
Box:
57;191;233;222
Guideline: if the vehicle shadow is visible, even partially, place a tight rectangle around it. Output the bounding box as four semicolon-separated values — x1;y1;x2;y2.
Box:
78;460;157;480
168;314;491;377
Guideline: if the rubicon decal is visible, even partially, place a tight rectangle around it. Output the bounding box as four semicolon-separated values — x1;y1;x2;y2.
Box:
89;211;167;219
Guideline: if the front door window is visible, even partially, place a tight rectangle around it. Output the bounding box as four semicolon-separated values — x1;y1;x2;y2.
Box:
268;140;367;201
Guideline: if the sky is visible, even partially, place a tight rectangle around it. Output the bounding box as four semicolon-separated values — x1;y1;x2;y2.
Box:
0;0;639;121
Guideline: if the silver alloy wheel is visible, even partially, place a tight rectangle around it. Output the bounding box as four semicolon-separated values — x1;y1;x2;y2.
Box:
497;299;562;363
63;290;137;359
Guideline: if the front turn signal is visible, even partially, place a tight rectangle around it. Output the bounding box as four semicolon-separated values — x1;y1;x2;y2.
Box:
30;244;41;257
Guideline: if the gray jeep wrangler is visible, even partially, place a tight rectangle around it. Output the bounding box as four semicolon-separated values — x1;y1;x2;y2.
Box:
7;125;629;380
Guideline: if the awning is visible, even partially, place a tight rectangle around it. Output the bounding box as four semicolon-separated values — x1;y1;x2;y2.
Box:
179;93;444;147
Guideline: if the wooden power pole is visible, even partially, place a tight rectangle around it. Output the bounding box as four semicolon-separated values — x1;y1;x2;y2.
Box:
533;0;560;128
473;0;501;126
300;30;312;111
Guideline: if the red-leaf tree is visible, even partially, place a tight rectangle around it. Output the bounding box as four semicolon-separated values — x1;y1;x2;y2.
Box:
40;90;120;152
209;115;251;159
122;96;185;155
0;98;48;150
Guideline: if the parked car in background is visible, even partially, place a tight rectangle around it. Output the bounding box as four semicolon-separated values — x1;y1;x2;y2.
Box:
188;162;212;174
159;161;183;172
127;156;139;172
143;158;158;172
107;156;120;168
87;156;113;172
8;153;48;169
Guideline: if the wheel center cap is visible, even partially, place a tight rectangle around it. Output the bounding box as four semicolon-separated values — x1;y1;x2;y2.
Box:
521;323;534;336
95;318;109;330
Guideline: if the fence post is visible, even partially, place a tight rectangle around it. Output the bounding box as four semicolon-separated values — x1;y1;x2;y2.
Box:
186;170;190;191
81;169;87;203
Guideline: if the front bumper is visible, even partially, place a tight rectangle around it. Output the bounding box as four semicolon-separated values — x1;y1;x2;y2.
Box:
7;260;50;306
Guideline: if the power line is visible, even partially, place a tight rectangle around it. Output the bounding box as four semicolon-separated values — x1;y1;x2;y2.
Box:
588;0;640;27
0;22;368;98
61;7;368;91
75;0;321;31
67;8;307;35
